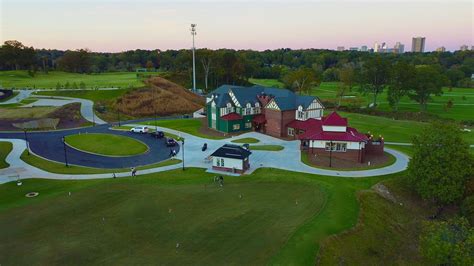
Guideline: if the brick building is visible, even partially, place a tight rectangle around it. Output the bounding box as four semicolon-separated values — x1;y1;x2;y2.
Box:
298;112;384;163
206;85;324;137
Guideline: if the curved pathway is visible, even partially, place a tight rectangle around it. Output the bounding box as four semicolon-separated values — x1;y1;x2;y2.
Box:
0;124;178;169
0;90;34;105
24;95;107;125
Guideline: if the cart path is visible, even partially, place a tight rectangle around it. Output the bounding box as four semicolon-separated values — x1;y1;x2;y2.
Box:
0;125;410;184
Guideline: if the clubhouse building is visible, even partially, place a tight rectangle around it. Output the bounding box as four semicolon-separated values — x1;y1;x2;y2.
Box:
206;85;324;138
206;85;383;164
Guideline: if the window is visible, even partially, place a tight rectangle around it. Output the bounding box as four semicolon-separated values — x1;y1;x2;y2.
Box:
233;124;240;130
221;158;225;167
325;142;347;152
216;158;220;166
297;111;304;119
245;122;252;128
253;107;261;114
244;104;252;115
288;128;295;136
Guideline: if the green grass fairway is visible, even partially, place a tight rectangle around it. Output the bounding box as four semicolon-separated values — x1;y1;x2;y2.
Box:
231;137;260;143
65;133;148;156
250;145;284;151
251;79;474;121
0;71;151;89
139;119;227;140
0;168;339;265
20;150;181;174
0;142;13;169
249;78;285;88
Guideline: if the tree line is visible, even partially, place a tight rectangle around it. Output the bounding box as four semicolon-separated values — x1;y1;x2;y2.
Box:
0;40;473;103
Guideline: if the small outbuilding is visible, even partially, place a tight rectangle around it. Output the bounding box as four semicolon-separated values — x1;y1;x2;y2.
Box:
210;144;252;174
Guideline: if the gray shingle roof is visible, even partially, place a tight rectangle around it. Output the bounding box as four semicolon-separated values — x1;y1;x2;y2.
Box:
208;84;320;110
211;144;252;159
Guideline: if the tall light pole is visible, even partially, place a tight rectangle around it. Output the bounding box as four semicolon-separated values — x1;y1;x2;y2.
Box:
190;24;197;92
62;136;69;167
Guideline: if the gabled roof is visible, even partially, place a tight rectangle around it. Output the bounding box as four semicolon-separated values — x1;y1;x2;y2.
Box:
322;112;348;127
208;84;323;110
221;112;243;121
211;144;252;159
299;126;368;142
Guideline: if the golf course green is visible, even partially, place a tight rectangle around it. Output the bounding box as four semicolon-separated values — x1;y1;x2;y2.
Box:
0;168;333;265
65;133;148;156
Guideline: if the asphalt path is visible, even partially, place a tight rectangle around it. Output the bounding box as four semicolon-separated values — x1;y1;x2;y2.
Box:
0;122;180;169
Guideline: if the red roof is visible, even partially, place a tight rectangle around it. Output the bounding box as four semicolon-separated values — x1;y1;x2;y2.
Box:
322;112;348;127
287;118;322;131
252;114;266;124
299;127;368;142
221;112;243;121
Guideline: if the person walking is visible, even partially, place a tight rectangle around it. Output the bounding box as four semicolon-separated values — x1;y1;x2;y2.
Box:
131;167;137;177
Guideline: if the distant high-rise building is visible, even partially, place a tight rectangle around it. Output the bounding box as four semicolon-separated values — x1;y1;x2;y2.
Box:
360;45;368;52
394;42;405;53
436;46;446;52
349;47;359;51
337;46;345;51
411;37;426;52
374;42;381;53
460;44;469;51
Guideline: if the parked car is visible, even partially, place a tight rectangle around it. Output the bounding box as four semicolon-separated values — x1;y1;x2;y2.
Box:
130;126;149;133
150;130;165;138
166;137;178;147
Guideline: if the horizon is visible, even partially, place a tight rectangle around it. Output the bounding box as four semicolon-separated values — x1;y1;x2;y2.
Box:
1;0;473;52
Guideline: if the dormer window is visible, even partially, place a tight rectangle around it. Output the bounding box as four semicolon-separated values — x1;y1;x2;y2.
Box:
297;105;304;120
244;102;252;115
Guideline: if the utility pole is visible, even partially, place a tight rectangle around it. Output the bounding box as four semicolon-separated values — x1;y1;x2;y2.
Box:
190;24;197;92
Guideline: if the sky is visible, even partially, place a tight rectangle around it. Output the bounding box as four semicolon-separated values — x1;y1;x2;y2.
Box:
0;0;472;52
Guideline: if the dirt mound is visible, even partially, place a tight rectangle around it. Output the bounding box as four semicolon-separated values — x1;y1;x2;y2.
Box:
116;76;204;117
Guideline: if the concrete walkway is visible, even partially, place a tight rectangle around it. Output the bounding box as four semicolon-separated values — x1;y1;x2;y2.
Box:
0;90;34;105
0;125;410;184
22;95;107;125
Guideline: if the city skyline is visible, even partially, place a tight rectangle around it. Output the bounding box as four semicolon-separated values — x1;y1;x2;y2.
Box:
1;0;472;52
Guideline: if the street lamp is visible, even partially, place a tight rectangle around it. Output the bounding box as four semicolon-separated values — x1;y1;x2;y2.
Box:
181;138;185;171
190;24;197;92
329;141;333;168
23;129;30;155
62;136;69;167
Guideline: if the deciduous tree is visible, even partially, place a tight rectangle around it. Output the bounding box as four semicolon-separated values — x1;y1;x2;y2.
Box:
357;56;390;108
407;122;472;204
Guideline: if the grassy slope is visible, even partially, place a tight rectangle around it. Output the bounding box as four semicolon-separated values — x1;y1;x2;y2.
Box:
0;106;57;119
0;142;13;169
0;168;333;265
318;178;431;265
0;71;147;89
65;133;148;156
20;150;181;174
139;119;227;140
35;89;129;102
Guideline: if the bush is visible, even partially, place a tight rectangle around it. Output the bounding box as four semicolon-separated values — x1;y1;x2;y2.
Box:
461;195;474;225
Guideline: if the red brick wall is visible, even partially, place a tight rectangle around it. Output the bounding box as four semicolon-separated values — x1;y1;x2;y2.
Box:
366;140;384;155
309;148;365;163
265;109;295;137
265;109;282;137
212;166;245;174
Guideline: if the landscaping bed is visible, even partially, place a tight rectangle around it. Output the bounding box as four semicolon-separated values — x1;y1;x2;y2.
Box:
0;142;13;169
301;151;396;170
0;103;90;131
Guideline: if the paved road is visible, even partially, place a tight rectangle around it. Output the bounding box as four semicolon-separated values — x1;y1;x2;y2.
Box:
0;121;410;184
27;95;107;124
0;124;178;169
0;90;34;105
